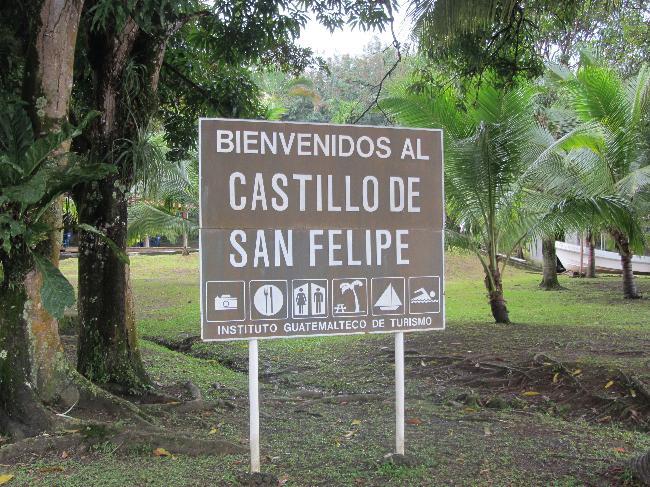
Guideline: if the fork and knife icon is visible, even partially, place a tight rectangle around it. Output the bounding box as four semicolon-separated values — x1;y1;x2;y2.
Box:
262;285;274;315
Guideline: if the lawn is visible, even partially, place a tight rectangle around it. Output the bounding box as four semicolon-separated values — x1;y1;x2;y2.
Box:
6;251;650;486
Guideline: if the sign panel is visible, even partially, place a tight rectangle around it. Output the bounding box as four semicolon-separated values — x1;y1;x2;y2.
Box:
200;119;444;341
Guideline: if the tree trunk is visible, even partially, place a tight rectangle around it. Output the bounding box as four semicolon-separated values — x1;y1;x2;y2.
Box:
73;14;186;389
76;177;149;389
586;231;596;278
182;226;189;255
144;235;150;247
20;0;84;403
539;238;561;290
485;264;510;324
0;251;54;439
611;230;641;299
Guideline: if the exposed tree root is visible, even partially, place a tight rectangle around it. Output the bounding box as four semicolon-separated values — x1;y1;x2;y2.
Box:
630;450;650;485
0;422;245;464
66;369;153;427
440;351;650;429
138;381;229;414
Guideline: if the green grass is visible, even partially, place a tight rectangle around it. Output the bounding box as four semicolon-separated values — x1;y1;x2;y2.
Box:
26;251;648;486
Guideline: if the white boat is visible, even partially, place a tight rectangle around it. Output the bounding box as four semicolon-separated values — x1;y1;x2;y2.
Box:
375;284;402;310
555;241;650;274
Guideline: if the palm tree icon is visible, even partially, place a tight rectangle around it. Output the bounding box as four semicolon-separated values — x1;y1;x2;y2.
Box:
339;280;363;313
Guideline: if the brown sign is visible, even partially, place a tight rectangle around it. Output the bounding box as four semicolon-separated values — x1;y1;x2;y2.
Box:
200;119;444;341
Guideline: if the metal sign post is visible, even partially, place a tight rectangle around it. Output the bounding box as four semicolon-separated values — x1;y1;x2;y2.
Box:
249;339;260;472
395;331;405;455
198;119;445;473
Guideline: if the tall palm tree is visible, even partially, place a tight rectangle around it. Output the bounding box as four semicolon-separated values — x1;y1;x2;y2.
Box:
382;81;539;323
128;156;199;253
549;61;650;298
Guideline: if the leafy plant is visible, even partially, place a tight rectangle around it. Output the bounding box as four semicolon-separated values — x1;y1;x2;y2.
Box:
127;156;199;247
544;59;650;298
382;80;539;323
0;103;117;317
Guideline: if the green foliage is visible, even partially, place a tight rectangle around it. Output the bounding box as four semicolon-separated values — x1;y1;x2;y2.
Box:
254;40;408;125
540;61;650;249
33;255;75;319
0;103;115;316
0;105;110;247
408;0;648;85
127;156;199;244
383;80;539;263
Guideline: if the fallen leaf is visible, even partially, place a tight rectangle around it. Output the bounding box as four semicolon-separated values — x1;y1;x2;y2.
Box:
552;373;559;384
483;425;492;436
153;448;172;457
572;369;582;376
343;430;357;439
604;380;615;389
278;474;290;486
613;447;627;453
209;428;219;435
597;416;612;423
406;417;423;425
522;391;540;396
351;419;362;426
0;474;13;485
630;389;637;398
61;451;69;459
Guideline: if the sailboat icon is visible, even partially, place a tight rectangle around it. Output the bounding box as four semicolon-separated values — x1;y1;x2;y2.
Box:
374;283;403;311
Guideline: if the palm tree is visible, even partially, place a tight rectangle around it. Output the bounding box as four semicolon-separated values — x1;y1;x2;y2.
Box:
340;280;363;313
549;61;650;298
382;81;540;323
128;156;199;254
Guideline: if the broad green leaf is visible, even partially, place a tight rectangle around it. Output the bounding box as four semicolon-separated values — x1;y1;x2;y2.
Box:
77;224;130;265
2;171;47;205
33;255;75;319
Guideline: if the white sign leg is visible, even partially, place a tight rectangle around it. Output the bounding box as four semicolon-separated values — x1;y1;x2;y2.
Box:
395;331;405;455
249;338;261;472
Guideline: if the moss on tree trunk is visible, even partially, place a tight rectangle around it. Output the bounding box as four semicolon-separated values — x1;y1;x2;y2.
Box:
0;251;54;438
20;0;85;403
76;176;149;389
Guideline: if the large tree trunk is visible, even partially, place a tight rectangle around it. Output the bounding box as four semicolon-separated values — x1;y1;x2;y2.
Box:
539;238;562;290
612;229;641;299
76;177;149;389
73;16;151;390
485;264;510;324
0;252;54;439
20;0;84;403
73;16;186;389
586;231;596;278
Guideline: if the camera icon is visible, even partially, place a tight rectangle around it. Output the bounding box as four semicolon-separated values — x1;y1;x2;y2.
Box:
215;294;238;311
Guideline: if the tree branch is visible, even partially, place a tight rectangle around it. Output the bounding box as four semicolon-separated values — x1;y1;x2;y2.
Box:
352;1;401;124
161;62;226;114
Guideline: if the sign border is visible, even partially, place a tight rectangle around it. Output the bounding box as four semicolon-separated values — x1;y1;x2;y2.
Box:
199;118;445;342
